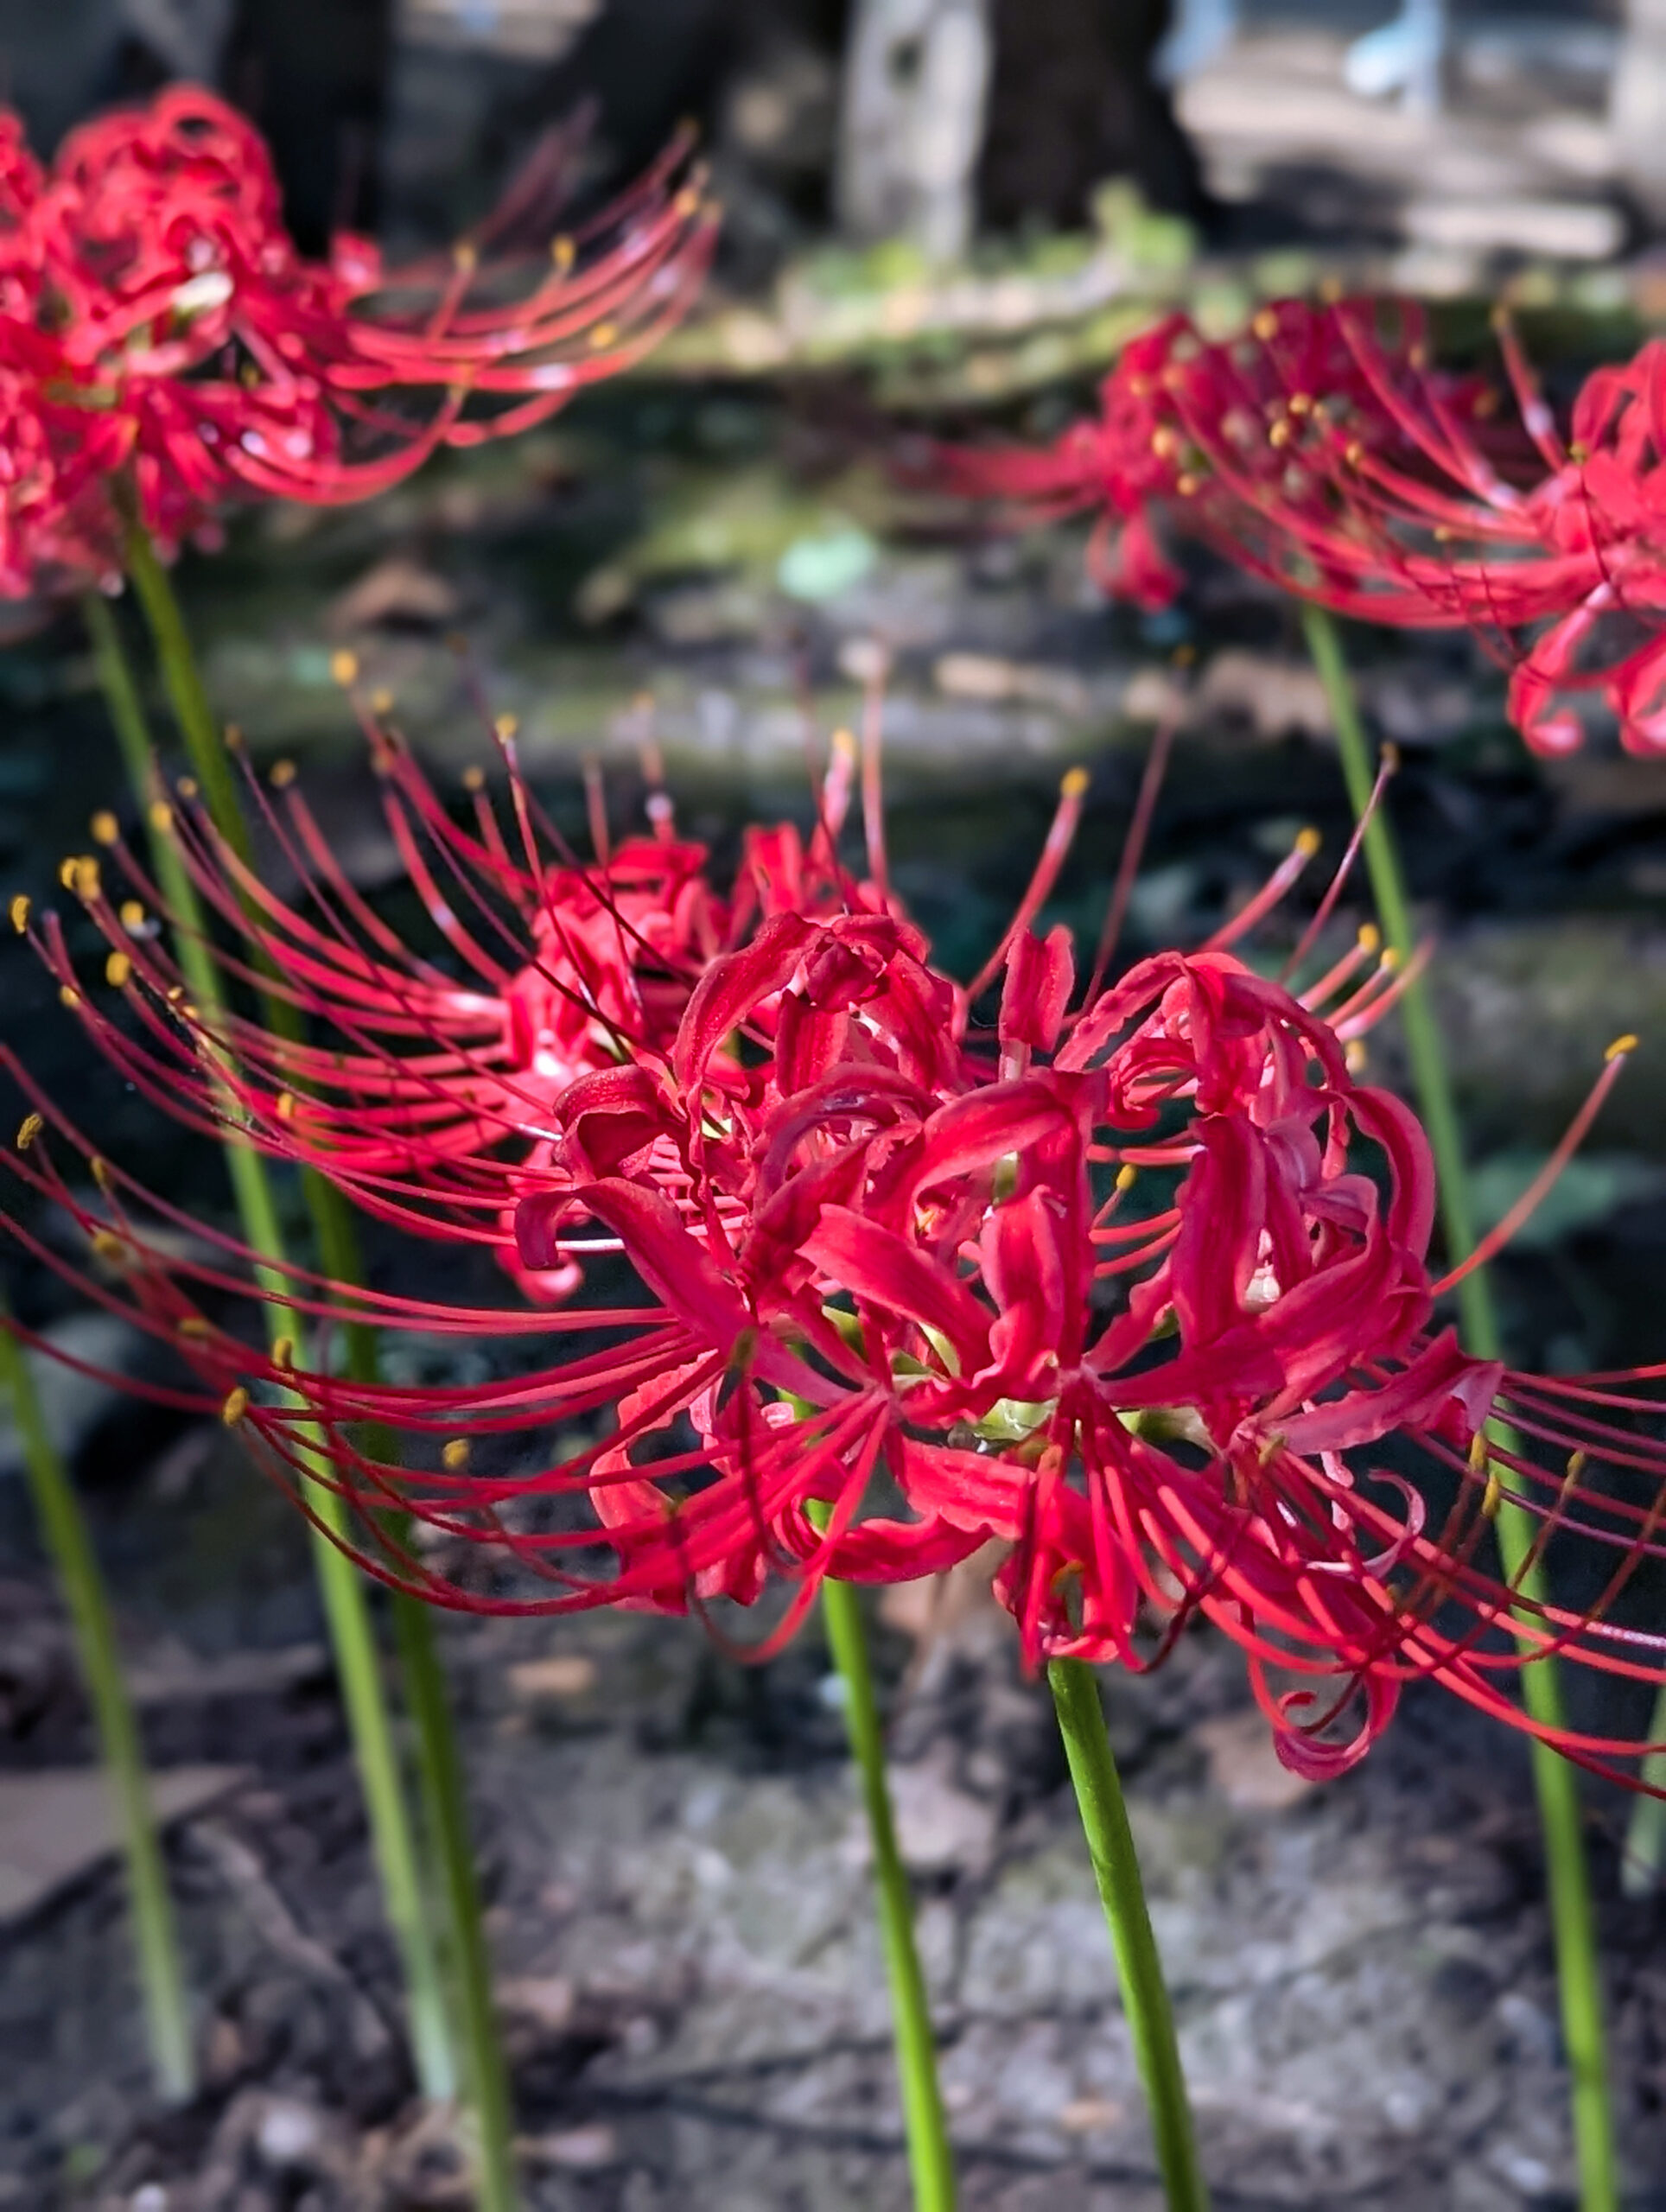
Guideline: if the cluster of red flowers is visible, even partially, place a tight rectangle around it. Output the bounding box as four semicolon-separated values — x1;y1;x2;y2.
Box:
947;296;1666;757
0;86;715;594
8;714;1666;1785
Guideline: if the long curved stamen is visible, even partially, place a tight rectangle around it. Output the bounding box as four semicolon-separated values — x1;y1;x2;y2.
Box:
1434;1037;1637;1293
1280;747;1397;983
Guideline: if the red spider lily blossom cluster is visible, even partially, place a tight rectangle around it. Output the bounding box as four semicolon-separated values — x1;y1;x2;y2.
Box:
6;722;1666;1785
0;86;715;594
18;709;881;1304
946;296;1666;757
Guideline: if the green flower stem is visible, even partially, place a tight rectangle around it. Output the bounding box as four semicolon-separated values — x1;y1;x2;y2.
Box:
315;1196;518;2212
0;1306;195;2099
818;1571;956;2211
114;543;520;2202
1300;603;1618;2212
82;588;461;2112
391;1596;518;2212
1623;1745;1666;1896
1047;1659;1207;2212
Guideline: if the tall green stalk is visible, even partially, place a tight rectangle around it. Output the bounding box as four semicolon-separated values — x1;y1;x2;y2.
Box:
110;543;519;2205
1623;1769;1666;1898
317;1199;518;2212
1300;603;1618;2212
1048;1659;1208;2212
81;587;460;2113
819;1573;957;2210
0;1308;194;2099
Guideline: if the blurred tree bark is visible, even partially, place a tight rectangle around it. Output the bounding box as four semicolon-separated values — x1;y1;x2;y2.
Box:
977;0;1207;227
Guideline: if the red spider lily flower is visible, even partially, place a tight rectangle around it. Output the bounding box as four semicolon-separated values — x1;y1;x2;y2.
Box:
0;86;715;592
8;743;1666;1787
938;315;1191;611
21;710;898;1301
948;296;1666;757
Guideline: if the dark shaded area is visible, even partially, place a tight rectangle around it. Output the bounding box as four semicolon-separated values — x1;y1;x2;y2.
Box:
225;0;396;245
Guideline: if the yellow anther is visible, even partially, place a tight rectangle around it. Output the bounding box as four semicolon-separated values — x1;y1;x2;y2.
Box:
329;649;359;688
1061;766;1090;800
1606;1033;1638;1061
270;760;296;790
1344;1038;1368;1073
454;239;478;273
1175;472;1199;497
830;728;857;760
221;1386;251;1427
1269;420;1292;448
1378;947;1402;974
1150;425;1179;458
588;321;620;351
370;688;394;716
673;185;701;219
15;1112;41;1151
60;985;81;1010
9;893;29;935
551;235;575;272
90;810;119;847
91;1230;126;1262
1345;439;1364;467
105;951;132;989
223;722;244;751
1568;440;1589;465
1381;741;1402;772
90;1156;111;1189
1482;1468;1502;1518
1433;524;1453;543
275;1091;296;1122
1294;825;1321;858
271;1335;295;1370
493;713;518;742
177;1315;211;1339
1408;343;1428;370
442;1439;471;1471
462;766;486;792
119;899;145;931
1357;922;1380;954
176;776;198;801
1469;1430;1489;1471
1115;1163;1137;1193
166;984;185;1005
1565;1449;1588;1485
1252;308;1279;340
1288;391;1313;416
149;799;173;833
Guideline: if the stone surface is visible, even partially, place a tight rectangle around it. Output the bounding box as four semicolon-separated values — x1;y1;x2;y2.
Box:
0;1765;242;1925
